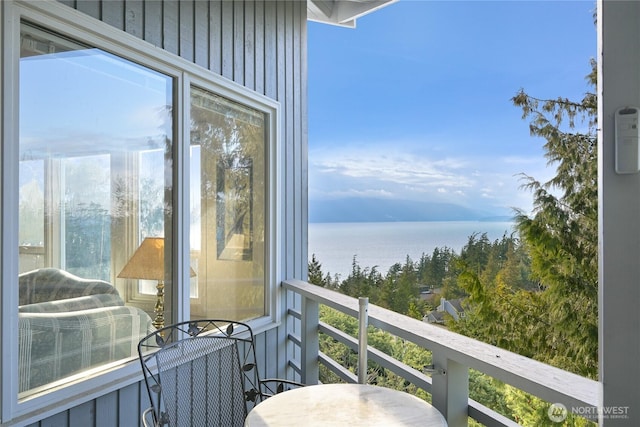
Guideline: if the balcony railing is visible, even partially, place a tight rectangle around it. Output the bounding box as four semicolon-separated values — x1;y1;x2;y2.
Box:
282;279;600;427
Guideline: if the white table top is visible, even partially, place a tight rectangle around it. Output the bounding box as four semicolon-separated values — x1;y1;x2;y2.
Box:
245;383;447;426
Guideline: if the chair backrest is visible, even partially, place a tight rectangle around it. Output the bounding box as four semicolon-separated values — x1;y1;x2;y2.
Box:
19;268;119;305
138;320;263;427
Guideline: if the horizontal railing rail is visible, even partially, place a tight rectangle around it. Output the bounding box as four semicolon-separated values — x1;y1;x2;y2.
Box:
282;278;599;427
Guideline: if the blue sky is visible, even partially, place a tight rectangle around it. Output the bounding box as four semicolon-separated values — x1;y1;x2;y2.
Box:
308;0;597;219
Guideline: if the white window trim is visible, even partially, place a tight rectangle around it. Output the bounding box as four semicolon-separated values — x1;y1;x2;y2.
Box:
1;0;282;423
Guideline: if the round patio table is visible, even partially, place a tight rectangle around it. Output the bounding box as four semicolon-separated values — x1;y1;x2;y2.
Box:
244;383;447;426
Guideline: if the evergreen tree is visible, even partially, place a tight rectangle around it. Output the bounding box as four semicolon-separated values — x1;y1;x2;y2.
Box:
425;246;460;298
308;254;325;286
460;232;492;274
448;61;597;425
339;256;382;301
379;256;419;314
454;61;597;377
425;247;447;287
512;60;598;378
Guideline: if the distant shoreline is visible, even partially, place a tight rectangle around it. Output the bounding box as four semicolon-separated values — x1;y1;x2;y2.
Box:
308;220;516;279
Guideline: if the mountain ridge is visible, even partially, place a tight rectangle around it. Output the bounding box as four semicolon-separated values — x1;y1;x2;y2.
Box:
309;197;511;223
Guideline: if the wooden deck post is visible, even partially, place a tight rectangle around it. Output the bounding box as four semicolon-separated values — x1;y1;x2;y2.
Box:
358;297;369;384
431;351;468;427
300;295;319;384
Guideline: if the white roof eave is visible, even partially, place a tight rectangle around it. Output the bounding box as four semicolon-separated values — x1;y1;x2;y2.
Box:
308;0;398;28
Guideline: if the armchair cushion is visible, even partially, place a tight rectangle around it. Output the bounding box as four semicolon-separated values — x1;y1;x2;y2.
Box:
19;305;155;392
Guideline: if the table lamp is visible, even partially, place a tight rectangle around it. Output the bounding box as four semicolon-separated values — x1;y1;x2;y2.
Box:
117;237;167;330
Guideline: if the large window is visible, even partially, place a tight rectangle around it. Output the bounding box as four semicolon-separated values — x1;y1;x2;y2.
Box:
15;19;275;398
190;88;267;320
18;22;173;395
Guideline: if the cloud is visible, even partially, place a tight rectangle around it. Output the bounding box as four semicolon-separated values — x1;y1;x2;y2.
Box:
321;188;395;199
128;104;168;131
309;141;549;215
313;147;473;188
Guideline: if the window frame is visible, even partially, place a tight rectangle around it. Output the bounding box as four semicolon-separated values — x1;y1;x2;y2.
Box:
1;0;282;421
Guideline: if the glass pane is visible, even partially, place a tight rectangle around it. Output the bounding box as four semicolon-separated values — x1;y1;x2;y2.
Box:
190;87;266;320
18;23;173;395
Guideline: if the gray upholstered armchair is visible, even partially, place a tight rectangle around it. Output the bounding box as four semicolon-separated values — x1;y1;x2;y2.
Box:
18;268;154;393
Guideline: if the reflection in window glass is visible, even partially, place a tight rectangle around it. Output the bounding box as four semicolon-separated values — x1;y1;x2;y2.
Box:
138;149;168;296
63;155;110;280
19;159;45;271
18;23;172;395
190;87;266;320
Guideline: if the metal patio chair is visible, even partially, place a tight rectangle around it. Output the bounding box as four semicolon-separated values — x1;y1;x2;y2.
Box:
138;319;303;427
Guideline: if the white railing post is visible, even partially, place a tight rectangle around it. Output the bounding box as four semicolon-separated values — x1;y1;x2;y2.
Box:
300;295;319;384
431;350;468;427
358;297;369;384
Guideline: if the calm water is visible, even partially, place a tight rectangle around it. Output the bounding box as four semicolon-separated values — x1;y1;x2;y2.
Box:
308;221;515;279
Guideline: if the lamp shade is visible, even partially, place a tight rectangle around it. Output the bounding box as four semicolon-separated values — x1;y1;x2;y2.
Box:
118;237;165;281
